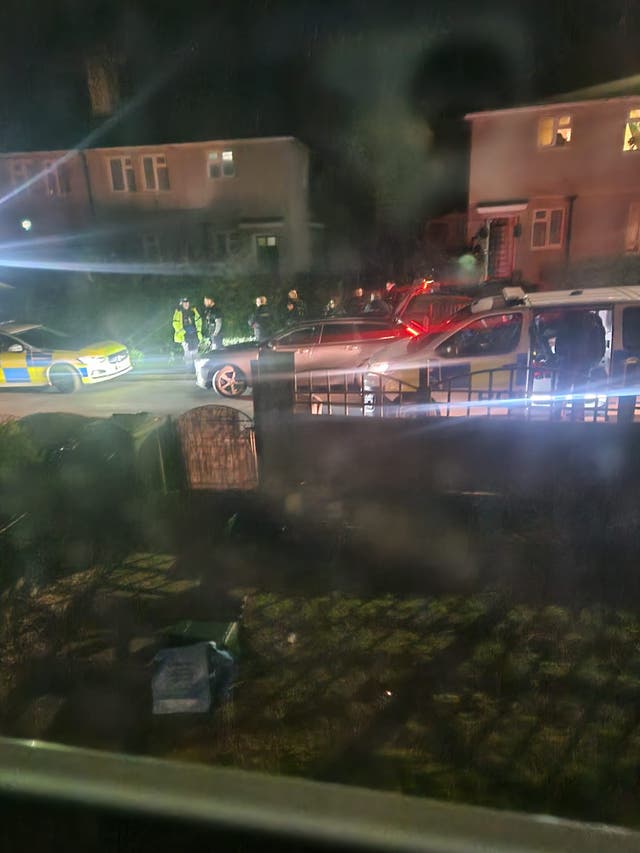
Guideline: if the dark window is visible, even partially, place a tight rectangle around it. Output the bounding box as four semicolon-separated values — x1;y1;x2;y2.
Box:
320;323;359;343
208;153;220;178
143;156;156;189
109;157;136;192
142;155;169;191
275;326;320;346
157;164;170;191
437;313;523;358
58;163;71;194
623;307;640;350
549;210;564;245
110;158;124;191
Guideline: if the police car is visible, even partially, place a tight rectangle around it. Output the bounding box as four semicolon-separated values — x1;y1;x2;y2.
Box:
362;285;640;415
0;323;132;392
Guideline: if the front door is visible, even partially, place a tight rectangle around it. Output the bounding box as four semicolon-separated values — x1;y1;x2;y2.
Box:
487;218;514;279
256;235;280;274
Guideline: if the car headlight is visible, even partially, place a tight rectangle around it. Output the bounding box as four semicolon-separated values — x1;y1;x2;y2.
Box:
78;355;107;364
369;361;389;374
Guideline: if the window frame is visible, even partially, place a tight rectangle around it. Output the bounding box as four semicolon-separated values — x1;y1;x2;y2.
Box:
43;160;71;196
256;235;278;249
625;201;640;253
319;323;361;344
530;208;565;250
9;160;30;189
274;325;321;347
142;153;170;192
208;149;235;179
538;115;572;149
108;156;136;193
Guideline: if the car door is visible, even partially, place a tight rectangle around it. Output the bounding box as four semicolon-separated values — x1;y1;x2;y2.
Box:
312;322;362;372
0;333;30;385
270;324;321;370
428;311;527;402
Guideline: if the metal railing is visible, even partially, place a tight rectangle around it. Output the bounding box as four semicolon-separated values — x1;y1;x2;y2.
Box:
294;364;640;423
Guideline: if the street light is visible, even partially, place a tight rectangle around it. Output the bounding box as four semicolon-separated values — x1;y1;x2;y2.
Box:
20;219;32;232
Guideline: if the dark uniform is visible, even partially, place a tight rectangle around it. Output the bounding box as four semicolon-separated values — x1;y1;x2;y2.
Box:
203;302;223;350
249;302;274;342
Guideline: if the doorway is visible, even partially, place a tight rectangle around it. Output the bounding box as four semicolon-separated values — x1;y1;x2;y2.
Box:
487;218;514;278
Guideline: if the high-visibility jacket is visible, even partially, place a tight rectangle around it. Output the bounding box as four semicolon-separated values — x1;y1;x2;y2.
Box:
172;307;203;344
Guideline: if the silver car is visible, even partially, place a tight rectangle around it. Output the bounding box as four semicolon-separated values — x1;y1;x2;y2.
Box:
195;317;415;397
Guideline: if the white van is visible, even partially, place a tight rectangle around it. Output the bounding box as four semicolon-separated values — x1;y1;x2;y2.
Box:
363;286;640;415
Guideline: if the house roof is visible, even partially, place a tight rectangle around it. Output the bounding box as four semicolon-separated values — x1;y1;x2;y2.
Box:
0;136;305;159
465;74;640;120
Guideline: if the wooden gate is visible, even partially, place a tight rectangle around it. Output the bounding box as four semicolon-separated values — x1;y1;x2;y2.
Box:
176;405;258;491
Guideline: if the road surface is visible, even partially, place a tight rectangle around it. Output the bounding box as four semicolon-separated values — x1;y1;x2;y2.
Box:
0;372;254;419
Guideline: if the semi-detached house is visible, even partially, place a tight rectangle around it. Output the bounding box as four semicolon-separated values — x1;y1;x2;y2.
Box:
0;136;322;276
466;78;640;286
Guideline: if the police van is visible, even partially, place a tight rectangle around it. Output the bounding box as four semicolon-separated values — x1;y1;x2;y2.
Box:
363;286;640;416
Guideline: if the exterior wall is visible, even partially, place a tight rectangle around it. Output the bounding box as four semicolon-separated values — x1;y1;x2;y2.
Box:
0;151;93;244
467;98;640;285
83;137;311;275
0;137;314;275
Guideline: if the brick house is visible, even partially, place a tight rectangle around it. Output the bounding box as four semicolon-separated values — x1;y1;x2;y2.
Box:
465;79;640;286
0;136;322;276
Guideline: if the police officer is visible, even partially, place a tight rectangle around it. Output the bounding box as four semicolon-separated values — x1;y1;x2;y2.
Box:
248;296;273;342
284;300;298;327
287;289;306;321
172;297;202;366
202;295;223;350
346;287;367;314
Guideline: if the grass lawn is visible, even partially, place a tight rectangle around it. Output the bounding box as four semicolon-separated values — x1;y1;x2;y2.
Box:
1;551;640;829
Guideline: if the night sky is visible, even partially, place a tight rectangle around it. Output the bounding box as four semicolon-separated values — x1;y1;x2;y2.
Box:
2;0;640;236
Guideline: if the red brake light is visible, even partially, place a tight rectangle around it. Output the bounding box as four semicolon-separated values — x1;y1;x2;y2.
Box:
405;324;420;336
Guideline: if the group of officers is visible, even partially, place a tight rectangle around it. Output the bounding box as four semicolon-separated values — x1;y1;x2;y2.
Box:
172;283;399;362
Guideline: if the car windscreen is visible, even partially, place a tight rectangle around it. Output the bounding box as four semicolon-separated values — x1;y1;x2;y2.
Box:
405;305;474;352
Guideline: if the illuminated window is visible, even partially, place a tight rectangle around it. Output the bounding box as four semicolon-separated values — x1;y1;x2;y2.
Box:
208;150;235;178
109;156;136;192
257;235;278;248
222;150;235;177
538;115;572;148
142;154;170;191
531;208;565;249
43;161;71;196
623;108;640;151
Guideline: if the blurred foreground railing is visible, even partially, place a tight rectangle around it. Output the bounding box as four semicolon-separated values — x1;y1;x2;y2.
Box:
293;365;640;423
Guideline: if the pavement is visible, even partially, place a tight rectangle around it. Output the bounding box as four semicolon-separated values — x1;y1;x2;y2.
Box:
0;368;254;419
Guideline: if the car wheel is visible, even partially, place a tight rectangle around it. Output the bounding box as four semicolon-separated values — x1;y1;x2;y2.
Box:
213;364;247;397
49;364;82;394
